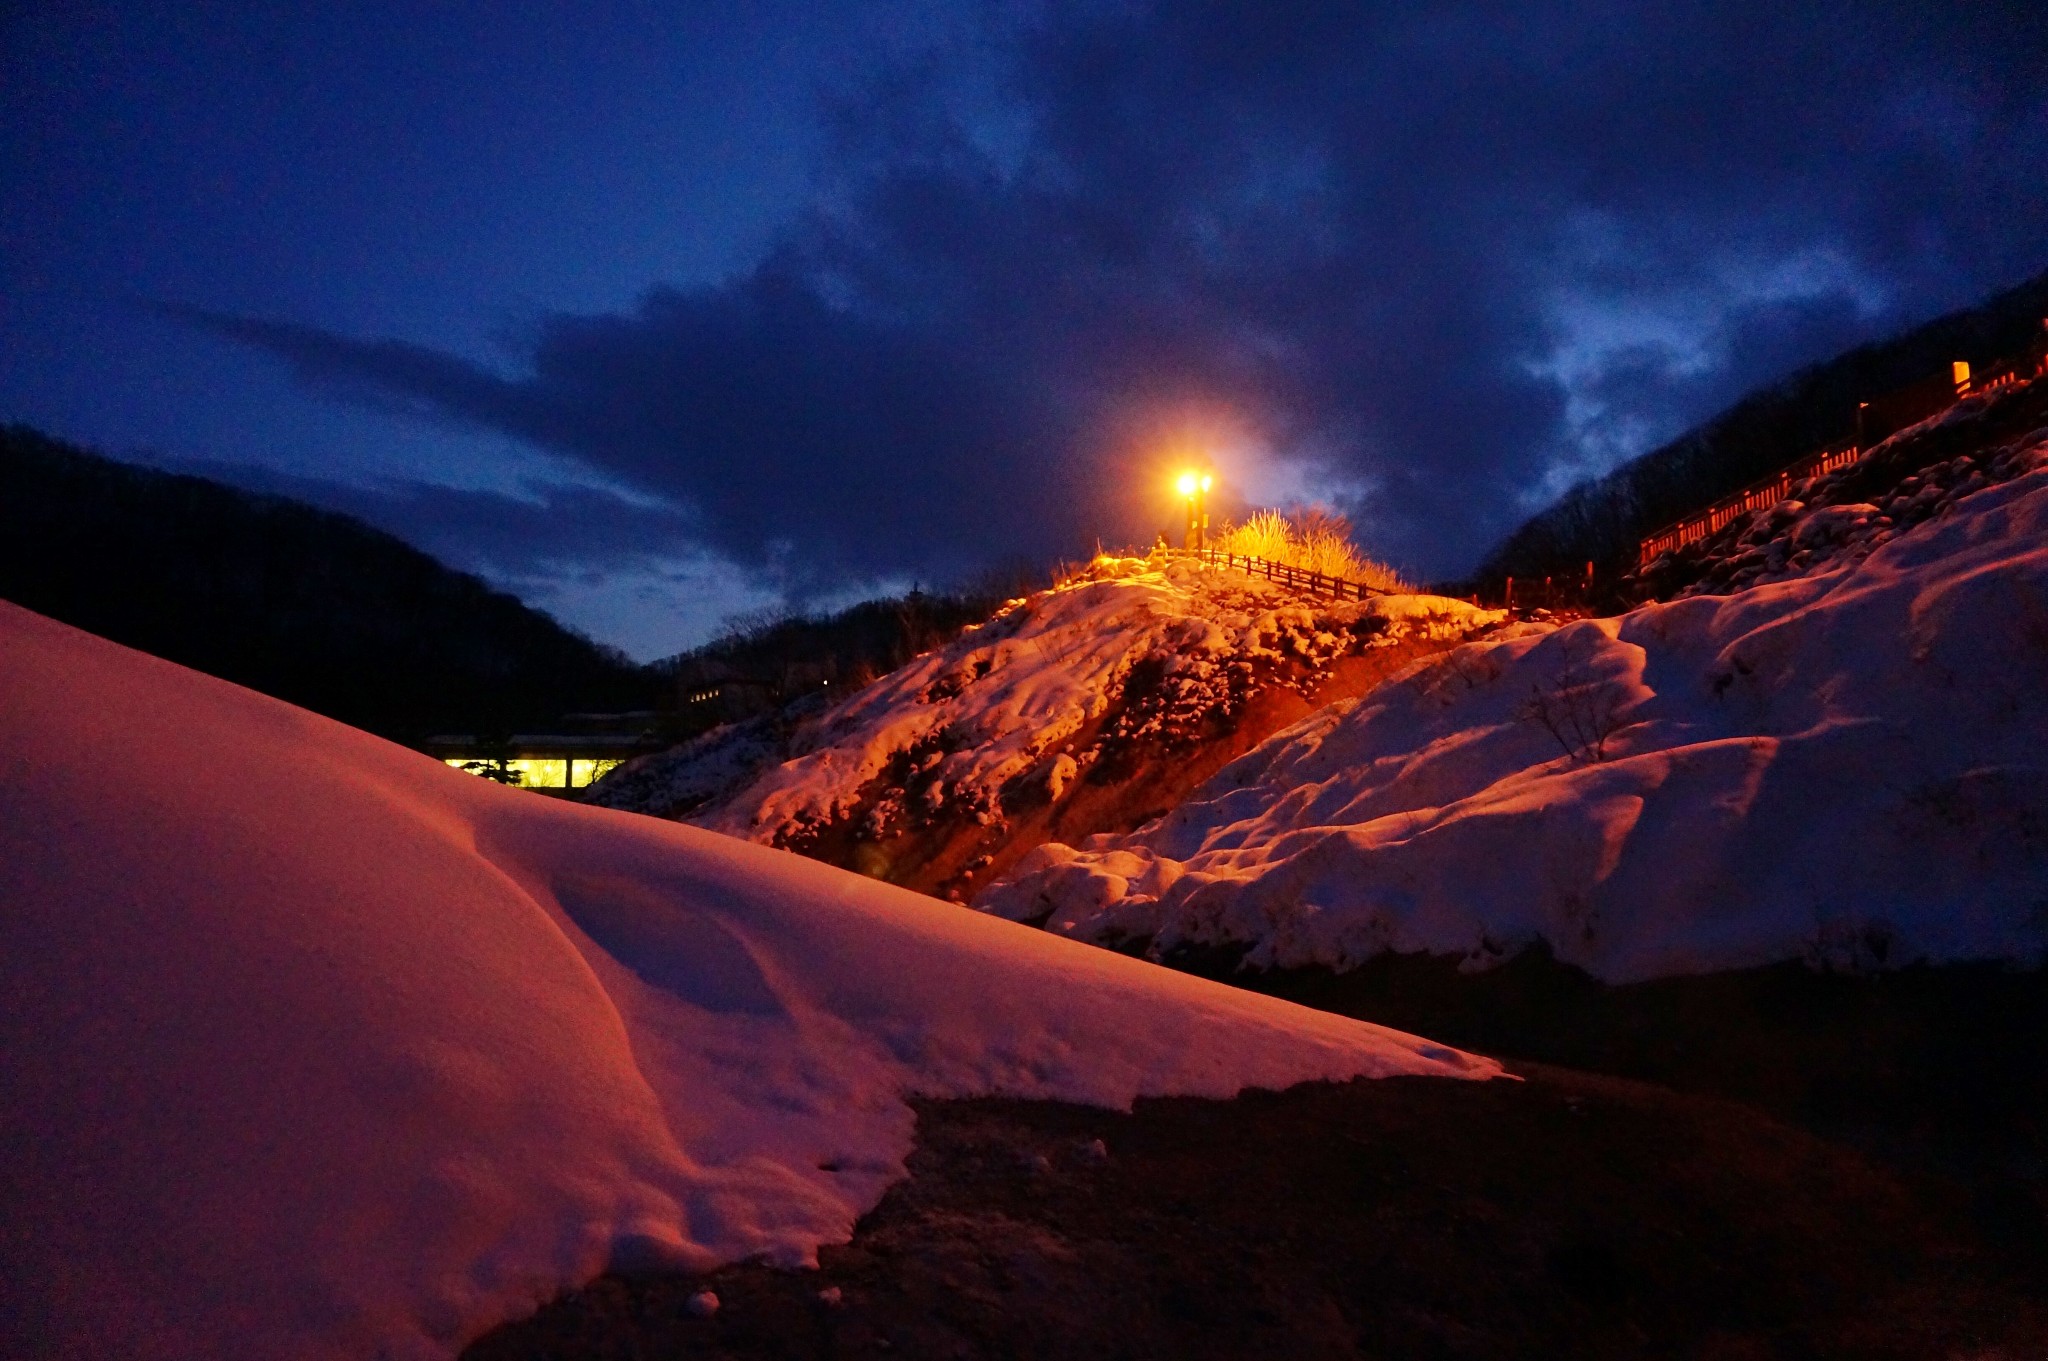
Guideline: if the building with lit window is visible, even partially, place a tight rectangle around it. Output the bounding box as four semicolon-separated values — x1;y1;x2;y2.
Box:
425;712;667;795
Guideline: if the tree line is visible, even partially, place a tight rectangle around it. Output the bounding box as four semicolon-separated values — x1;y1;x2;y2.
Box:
0;426;647;743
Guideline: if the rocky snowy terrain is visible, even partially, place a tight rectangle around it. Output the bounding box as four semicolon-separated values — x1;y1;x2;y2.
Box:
978;450;2048;985
0;602;1496;1361
1631;376;2048;601
590;558;1499;894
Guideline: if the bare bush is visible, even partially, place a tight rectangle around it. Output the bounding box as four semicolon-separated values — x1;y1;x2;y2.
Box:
1405;647;1503;708
1051;557;1094;587
1517;655;1628;764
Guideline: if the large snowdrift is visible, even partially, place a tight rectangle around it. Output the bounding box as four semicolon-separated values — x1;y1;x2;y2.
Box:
592;555;1496;844
0;603;1495;1361
979;464;2048;984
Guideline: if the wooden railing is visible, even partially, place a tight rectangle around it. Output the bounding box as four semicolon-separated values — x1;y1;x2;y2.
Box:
1636;345;2048;569
1169;547;1396;601
1970;349;2048;397
1636;441;1862;565
1176;545;1600;613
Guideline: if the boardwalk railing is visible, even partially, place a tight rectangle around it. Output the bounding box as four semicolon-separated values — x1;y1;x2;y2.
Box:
1636;341;2048;569
1173;545;1596;613
1637;441;1863;565
1167;546;1397;602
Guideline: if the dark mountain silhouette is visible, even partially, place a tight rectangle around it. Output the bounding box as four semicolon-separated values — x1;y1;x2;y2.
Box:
0;425;647;742
1476;265;2048;596
651;571;1040;705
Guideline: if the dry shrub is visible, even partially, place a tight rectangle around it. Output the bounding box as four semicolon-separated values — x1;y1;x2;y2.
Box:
1516;640;1628;764
1212;506;1410;592
1215;508;1294;561
1051;557;1094;587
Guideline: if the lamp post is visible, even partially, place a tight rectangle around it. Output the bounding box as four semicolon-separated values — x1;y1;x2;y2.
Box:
1177;471;1213;550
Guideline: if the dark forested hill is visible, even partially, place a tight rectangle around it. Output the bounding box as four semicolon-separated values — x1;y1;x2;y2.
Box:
0;425;648;741
1476;266;2048;596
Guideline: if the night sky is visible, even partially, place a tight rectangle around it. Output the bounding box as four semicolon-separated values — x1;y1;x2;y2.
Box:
6;3;2045;659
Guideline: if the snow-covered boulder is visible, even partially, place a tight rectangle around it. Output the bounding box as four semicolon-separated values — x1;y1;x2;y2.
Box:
0;603;1494;1361
978;468;2048;984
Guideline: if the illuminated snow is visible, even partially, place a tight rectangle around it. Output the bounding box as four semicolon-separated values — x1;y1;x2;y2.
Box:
0;603;1495;1361
593;554;1498;841
979;468;2048;983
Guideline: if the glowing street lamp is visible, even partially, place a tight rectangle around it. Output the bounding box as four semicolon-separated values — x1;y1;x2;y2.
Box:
1177;470;1213;549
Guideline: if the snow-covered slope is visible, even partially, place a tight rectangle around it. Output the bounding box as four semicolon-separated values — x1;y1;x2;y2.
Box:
1632;378;2048;601
0;602;1495;1361
978;462;2048;985
593;556;1497;849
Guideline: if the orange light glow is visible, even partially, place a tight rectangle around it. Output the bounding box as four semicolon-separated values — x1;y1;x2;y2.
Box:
1176;471;1200;497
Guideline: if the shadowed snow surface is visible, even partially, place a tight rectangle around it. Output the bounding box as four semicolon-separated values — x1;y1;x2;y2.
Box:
0;603;1495;1361
978;470;2048;983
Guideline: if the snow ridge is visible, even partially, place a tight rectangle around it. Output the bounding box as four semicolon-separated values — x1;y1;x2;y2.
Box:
0;603;1495;1361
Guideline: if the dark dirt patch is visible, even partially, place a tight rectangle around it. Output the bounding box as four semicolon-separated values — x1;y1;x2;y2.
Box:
463;1066;2048;1360
1209;950;2048;1176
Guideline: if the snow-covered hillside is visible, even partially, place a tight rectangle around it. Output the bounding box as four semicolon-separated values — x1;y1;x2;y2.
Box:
593;556;1497;852
0;602;1495;1361
978;457;2048;985
1632;375;2048;601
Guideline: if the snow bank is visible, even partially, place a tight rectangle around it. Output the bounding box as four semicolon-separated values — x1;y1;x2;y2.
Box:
978;470;2048;983
591;555;1498;843
0;603;1495;1361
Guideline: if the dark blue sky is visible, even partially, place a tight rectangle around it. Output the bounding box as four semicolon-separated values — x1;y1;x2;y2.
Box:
6;2;2045;658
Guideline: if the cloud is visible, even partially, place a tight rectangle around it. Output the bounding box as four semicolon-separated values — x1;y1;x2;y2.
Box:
172;0;2048;583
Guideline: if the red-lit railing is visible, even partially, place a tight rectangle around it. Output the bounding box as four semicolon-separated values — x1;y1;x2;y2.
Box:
1176;548;1594;613
1636;348;2048;569
1636;441;1862;565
